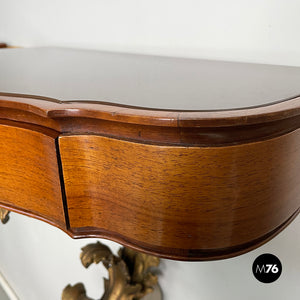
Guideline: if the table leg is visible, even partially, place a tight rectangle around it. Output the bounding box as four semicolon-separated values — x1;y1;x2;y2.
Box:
0;209;10;224
62;241;162;300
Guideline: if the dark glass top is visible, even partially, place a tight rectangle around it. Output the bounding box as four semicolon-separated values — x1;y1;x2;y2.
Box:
0;47;300;110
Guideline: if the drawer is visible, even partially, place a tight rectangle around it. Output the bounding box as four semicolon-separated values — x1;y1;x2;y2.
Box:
0;124;65;228
59;133;300;259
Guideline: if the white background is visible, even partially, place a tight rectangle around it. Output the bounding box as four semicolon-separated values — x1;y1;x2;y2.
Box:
0;0;299;299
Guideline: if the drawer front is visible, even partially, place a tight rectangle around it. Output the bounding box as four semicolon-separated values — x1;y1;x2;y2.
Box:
0;124;65;228
59;133;300;259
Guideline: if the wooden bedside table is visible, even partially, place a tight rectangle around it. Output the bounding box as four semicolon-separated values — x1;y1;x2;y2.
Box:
0;47;299;263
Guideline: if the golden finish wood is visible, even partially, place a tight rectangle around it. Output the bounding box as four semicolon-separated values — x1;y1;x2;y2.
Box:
62;241;160;300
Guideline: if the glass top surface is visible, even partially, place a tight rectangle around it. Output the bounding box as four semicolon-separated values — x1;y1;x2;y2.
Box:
0;47;300;110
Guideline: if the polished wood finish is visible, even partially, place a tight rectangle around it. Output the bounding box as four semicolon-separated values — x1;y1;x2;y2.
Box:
0;47;299;260
59;133;300;260
0;124;65;228
2;92;300;128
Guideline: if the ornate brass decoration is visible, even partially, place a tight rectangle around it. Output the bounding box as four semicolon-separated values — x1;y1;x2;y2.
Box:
62;241;161;300
0;208;10;224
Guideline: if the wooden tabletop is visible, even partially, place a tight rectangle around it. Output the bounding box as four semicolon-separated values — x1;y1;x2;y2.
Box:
0;47;299;261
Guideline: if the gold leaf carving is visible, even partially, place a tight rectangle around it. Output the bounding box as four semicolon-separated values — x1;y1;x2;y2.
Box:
80;241;113;268
0;208;10;224
62;242;161;300
62;283;92;300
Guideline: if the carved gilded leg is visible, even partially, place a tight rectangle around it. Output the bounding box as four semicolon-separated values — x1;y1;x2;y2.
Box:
62;241;161;300
0;208;10;224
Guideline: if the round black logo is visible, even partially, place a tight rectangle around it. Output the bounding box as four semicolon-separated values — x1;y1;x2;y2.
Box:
252;253;282;283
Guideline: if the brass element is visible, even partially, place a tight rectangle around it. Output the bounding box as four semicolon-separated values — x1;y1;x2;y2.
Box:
62;241;160;300
0;208;10;224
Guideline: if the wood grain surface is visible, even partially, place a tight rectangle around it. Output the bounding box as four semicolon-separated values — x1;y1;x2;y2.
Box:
59;132;300;260
0;124;65;228
2;92;300;128
0;48;299;260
